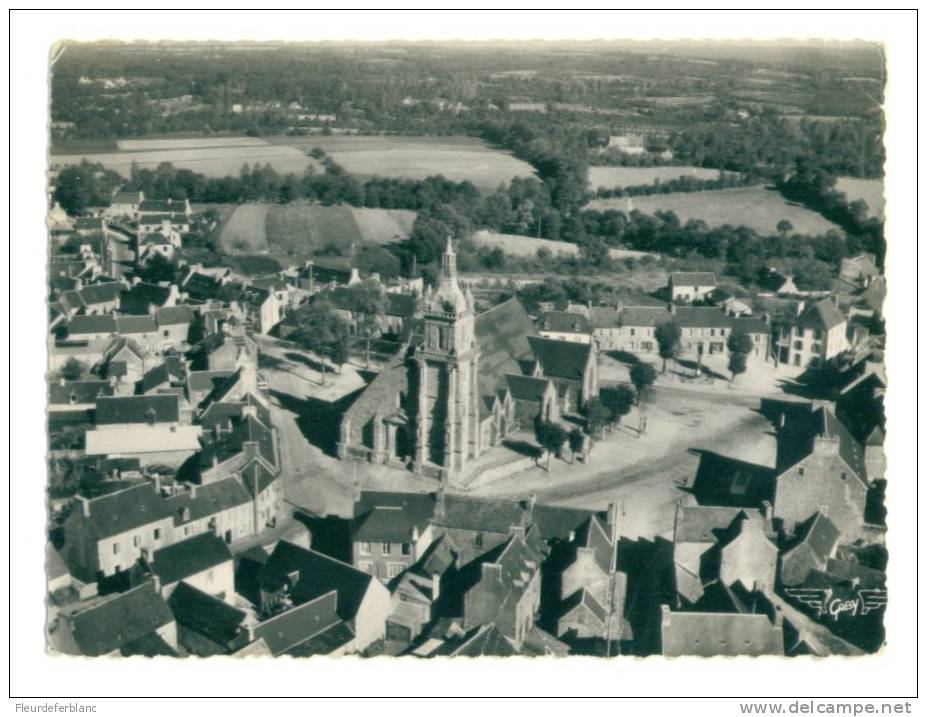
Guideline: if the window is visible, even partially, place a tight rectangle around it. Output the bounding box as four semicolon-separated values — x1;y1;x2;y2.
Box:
813;329;823;340
387;563;404;578
153;528;161;540
710;329;715;337
113;543;120;555
840;472;847;481
401;543;412;556
133;535;141;548
720;329;726;337
629;328;635;337
381;542;391;556
474;533;483;549
798;467;805;476
793;340;803;351
163;330;170;337
360;542;371;556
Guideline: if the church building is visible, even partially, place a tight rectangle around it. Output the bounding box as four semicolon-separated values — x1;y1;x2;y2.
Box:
337;240;599;484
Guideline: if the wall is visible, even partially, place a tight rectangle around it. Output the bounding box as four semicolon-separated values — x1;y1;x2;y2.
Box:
353;579;391;652
95;517;174;577
561;549;609;604
775;446;867;539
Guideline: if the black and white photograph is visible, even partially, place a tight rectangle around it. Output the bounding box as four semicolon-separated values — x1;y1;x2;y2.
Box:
8;7;918;707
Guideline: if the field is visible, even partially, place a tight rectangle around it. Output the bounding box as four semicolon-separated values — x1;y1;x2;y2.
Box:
217;204;269;253
51;136;323;178
836;177;885;219
472;230;654;261
270;135;536;192
586;186;841;236
219;201;416;259
588;166;722;190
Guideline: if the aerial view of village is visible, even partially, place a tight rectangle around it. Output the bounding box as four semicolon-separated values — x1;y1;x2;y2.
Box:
44;38;887;660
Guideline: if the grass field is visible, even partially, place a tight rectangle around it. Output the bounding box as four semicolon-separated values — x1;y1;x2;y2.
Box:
836;177;884;219
219;201;417;261
586;186;841;236
588;166;722;190
51;136;323;178
270;135;536;192
218;204;269;253
472;230;655;261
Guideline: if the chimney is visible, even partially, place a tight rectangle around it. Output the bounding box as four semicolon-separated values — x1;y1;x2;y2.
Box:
607;501;622;544
75;494;91;518
58;376;66;386
151;573;162;594
241;403;257;420
660;604;672;629
431;572;441;602
186;483;198;499
760;500;774;536
795;300;805;315
434;486;446;521
152;474;162;495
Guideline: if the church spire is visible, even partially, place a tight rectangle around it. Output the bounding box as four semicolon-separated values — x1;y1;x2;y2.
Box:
442;236;457;281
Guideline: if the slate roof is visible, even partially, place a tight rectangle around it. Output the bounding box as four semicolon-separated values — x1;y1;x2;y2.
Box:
671;272;716;287
120;283;174;314
530;504;599;542
558;587;607;623
474;298;536;398
49;380;114;405
777;405;867;484
795;299;847;331
151;532;233;586
618;306;673;328
282;620;356;657
65;582;174;656
119;631;177;657
797;512;841;563
112;191;143;204
528;335;590;382
167;581;247;646
438;494;530;534
577;515;615;573
661;607;783;657
156;305;194;326
674;307;735;330
95;394;180;425
505;373;551;402
539;311;592;334
78;282;121;306
260;541;374;622
72;481;171;540
187;369;235;398
691;452;776;508
252;590;342;656
674;506;763;544
198;414;275;470
166;478;253;526
68;314;118;336
116;315;158;335
351;490;435;543
437;623;518;657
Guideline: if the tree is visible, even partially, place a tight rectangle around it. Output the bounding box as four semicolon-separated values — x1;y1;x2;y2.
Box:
347;278;387;367
629;362;657;404
654;322;681;373
567;427;585;464
601;384;635;427
728;351;748;385
137;252;179;284
726;331;754;356
582;398;610;440
535;420;567;470
776;219;794;237
295;301;350;384
60;356;84;381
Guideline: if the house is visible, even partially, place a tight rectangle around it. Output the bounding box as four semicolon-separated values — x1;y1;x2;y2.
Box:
387;533;458;643
100;336;148;386
49;580;177;657
457;532;543;648
58;281;122;315
60;481;175;580
505;373;559;427
660;600;784;657
138;231;179;263
433;492;533;566
74;216;105;237
248;540;392;652
85;395;200;466
350;490;436;581
839;253;879;283
119;281;181;316
672;504;778;606
150;531;235;600
139;197;191;218
104;190;144;220
669;272;717;302
537;311;593;344
780;512;840;587
168;581;250;656
555;505;628;641
774;298;848;369
48;378;114;415
251;589;357;657
527;336;598;412
774;404;869;540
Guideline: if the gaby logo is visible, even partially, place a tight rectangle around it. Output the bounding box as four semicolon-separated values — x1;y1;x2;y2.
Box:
785;587;887;621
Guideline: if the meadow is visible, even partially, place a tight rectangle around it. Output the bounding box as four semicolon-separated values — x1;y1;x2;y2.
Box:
271;135;536;192
835;177;885;219
588;166;722;190
472;230;654;261
218;201;416;260
51;136;323;178
586;186;841;236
